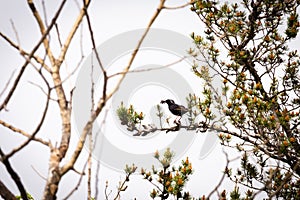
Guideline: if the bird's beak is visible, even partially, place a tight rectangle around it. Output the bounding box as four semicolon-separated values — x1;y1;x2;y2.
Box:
160;100;166;104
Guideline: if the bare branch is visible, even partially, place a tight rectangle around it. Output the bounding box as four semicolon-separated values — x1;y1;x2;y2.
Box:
27;0;56;65
0;179;17;200
0;119;50;146
0;0;67;111
82;0;107;115
82;0;104;72
62;162;87;200
0;32;51;72
31;165;47;181
43;1;92;198
57;0;91;67
0;148;28;200
105;0;167;102
10;19;21;47
48;0;93;162
28;81;54;100
60;0;167;176
53;0;93;164
3;87;51;160
206;150;239;199
113;165;137;200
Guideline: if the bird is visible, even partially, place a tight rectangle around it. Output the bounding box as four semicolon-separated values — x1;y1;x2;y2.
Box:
160;99;188;123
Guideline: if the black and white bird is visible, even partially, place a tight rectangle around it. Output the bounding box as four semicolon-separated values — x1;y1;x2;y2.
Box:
160;99;188;123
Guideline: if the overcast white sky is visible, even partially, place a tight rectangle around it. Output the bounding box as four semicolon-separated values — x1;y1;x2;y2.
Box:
0;0;248;199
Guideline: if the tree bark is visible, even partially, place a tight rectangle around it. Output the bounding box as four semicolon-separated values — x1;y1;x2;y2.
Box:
0;180;17;200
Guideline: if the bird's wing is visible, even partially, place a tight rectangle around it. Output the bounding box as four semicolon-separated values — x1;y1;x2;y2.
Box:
172;106;183;111
173;105;188;112
179;105;189;112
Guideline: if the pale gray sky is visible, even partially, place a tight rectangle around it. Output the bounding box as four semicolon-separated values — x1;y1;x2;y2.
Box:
0;1;246;199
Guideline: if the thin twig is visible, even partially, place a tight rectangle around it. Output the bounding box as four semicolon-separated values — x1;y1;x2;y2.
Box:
104;181;112;200
82;0;104;72
31;165;47;180
28;81;55;101
62;161;88;200
0;32;51;72
104;0;167;103
108;56;189;79
82;0;107;117
93;109;109;200
206;149;239;199
55;56;84;88
10;19;21;47
113;173;132;200
55;23;63;48
0;70;16;100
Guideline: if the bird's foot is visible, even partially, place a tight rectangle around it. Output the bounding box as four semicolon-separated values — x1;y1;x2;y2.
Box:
173;119;181;125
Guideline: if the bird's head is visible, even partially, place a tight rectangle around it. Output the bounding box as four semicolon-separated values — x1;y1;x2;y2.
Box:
160;99;175;105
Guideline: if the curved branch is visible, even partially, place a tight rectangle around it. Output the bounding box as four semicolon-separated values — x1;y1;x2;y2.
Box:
3;87;51;160
105;0;167;102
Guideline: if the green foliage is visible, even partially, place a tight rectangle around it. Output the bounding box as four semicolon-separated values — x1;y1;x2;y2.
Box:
230;187;241;200
141;148;193;199
190;0;300;199
116;102;145;131
115;0;300;199
16;193;34;200
229;186;254;200
116;149;264;199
